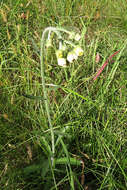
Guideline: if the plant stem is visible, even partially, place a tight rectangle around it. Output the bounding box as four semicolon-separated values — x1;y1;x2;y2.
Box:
40;28;55;164
40;27;78;164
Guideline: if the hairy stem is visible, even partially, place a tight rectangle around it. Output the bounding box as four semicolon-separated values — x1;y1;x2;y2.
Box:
40;27;78;163
40;28;55;163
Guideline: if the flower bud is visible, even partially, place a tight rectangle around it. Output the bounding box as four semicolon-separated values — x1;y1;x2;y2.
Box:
74;33;81;41
68;32;75;40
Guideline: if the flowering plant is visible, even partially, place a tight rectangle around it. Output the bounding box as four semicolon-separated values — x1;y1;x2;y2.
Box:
40;26;85;164
45;27;84;67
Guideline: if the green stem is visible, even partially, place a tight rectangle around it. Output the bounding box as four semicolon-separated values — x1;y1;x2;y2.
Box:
40;28;55;163
40;27;76;163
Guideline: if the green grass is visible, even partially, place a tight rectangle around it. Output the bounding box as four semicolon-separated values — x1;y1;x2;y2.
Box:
0;0;127;189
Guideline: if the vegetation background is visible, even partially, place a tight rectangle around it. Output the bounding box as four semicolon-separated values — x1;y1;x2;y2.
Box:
0;0;127;189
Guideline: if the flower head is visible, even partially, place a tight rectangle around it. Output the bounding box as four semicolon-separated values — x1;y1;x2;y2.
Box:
56;50;66;67
67;46;83;63
56;50;63;58
73;46;83;56
67;51;78;63
57;58;66;67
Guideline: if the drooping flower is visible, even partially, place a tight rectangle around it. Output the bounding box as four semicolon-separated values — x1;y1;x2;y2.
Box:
67;51;78;63
57;58;66;67
56;49;63;58
56;50;66;67
67;45;83;63
67;52;73;63
73;46;84;56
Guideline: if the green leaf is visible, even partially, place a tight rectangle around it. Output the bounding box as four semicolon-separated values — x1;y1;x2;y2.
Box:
54;157;81;166
22;94;44;100
39;136;52;156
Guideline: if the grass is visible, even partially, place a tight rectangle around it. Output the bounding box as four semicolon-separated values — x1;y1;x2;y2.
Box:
0;0;127;189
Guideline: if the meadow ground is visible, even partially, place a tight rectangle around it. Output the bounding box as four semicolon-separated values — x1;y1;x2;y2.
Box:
0;0;127;189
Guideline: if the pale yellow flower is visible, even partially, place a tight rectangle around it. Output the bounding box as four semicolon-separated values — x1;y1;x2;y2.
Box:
56;50;63;58
57;58;66;67
56;50;66;67
74;46;83;56
67;51;78;63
